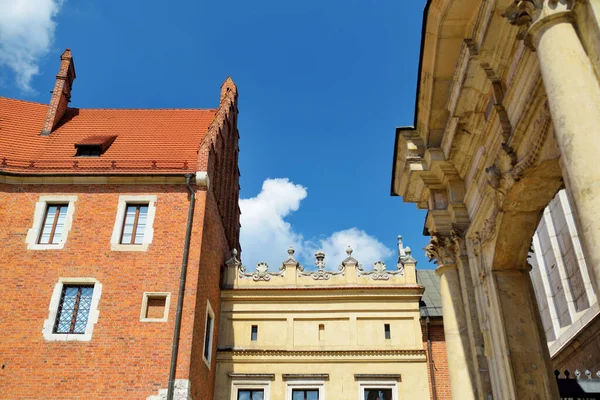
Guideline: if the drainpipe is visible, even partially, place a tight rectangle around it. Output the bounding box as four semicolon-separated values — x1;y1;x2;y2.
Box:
167;173;196;400
425;313;438;400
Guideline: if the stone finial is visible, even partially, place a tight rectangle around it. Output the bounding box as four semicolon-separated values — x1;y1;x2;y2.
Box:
346;246;353;256
226;248;241;268
315;250;326;270
288;246;295;257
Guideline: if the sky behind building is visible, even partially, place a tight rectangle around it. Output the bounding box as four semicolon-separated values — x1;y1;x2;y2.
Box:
0;0;432;270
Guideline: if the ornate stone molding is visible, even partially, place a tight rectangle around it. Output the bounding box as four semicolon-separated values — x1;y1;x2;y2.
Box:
298;250;345;280
424;233;458;266
217;348;426;358
503;0;575;49
357;261;403;280
227;249;285;282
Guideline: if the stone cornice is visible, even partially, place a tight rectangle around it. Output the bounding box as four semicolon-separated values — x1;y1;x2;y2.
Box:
0;173;197;186
217;348;427;362
220;287;424;302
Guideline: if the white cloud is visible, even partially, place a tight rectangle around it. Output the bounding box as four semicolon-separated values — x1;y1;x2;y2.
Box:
239;178;307;269
305;228;394;269
239;178;393;271
0;0;64;92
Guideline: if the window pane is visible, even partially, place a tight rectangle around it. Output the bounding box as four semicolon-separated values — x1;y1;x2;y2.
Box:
251;325;258;341
364;389;392;400
52;206;67;244
307;390;319;400
252;390;264;400
237;390;250;400
73;287;94;333
39;207;57;244
54;285;94;334
204;314;213;359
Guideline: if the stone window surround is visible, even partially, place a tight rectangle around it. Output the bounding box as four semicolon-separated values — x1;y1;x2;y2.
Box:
42;277;102;342
26;195;78;250
357;380;399;400
285;379;326;400
230;380;271;400
202;299;215;369
110;195;157;252
139;292;171;323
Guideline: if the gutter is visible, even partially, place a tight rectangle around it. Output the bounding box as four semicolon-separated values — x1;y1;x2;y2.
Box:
167;173;196;400
390;0;432;196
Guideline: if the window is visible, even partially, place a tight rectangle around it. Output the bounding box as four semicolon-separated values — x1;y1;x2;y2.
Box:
238;389;264;400
110;195;157;251
384;324;391;340
42;278;102;341
75;146;102;157
357;380;398;400
53;285;94;334
140;292;170;322
363;389;392;400
26;196;77;250
120;204;149;245
251;325;258;341
318;324;325;341
202;300;215;368
292;389;319;400
38;204;68;244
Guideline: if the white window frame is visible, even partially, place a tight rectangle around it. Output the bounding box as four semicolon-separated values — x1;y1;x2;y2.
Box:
42;277;102;342
357;381;398;400
231;381;271;400
110;195;157;251
202;299;215;368
140;292;171;322
26;195;77;250
286;380;326;400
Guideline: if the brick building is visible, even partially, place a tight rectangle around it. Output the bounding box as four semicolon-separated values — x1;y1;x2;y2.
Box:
0;49;240;399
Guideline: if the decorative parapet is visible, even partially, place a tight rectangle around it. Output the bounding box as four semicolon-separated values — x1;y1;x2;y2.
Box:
225;236;418;288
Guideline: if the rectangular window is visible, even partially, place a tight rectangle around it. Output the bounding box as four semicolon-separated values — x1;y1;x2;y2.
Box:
120;204;148;245
146;296;166;319
384;323;391;340
53;285;94;334
318;324;325;341
204;313;213;360
38;204;68;244
238;389;264;400
364;388;392;400
292;389;319;400
251;325;258;341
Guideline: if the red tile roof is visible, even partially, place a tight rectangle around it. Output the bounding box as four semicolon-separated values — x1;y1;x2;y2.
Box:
0;97;218;174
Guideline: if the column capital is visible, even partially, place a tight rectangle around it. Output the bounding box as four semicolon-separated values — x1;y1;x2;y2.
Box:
424;232;458;266
502;0;575;49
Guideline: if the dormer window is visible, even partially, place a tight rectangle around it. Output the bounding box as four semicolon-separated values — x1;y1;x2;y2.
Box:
74;135;116;157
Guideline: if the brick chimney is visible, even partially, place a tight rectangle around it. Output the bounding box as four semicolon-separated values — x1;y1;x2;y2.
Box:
41;48;76;136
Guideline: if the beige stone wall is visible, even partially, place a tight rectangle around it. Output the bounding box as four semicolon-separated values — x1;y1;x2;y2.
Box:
215;244;430;399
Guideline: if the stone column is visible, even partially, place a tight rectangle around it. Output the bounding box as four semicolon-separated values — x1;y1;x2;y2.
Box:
436;264;477;400
492;268;560;399
523;5;600;295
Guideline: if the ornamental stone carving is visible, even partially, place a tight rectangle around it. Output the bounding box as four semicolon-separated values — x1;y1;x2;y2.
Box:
357;260;404;280
298;250;345;280
228;249;285;282
424;233;458;266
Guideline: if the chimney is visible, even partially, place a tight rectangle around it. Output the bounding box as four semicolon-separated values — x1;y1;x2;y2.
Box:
220;76;237;106
41;48;76;136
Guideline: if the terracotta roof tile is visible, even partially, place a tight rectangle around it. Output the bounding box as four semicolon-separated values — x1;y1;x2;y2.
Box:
0;97;218;174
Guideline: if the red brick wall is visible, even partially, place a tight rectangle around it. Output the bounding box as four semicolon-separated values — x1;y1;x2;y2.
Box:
422;322;451;400
0;182;213;399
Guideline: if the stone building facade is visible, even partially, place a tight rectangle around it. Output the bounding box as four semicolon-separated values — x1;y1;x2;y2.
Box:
214;238;451;400
391;1;600;399
0;49;241;399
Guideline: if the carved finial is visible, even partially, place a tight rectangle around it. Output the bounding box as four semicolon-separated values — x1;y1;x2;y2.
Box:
346;246;353;256
288;246;295;257
232;248;238;257
596;370;600;378
575;370;581;380
315;250;326;270
585;370;592;379
405;246;411;254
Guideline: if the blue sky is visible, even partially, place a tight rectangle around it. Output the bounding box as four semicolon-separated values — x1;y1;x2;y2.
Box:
0;0;433;270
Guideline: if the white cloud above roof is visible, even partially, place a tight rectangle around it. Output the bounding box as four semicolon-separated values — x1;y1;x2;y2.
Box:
239;178;393;270
0;0;64;92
